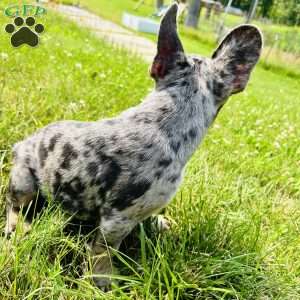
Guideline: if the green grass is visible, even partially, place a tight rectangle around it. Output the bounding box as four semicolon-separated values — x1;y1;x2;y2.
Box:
1;1;300;299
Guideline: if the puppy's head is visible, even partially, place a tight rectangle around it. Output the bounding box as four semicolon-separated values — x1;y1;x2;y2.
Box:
151;3;263;109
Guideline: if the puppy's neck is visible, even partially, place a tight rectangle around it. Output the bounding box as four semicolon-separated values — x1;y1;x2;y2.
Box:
150;83;216;164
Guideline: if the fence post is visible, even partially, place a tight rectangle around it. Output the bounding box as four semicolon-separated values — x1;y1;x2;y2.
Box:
245;0;259;23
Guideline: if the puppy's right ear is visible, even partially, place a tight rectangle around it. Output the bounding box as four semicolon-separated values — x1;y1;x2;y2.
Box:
212;25;262;96
150;3;184;80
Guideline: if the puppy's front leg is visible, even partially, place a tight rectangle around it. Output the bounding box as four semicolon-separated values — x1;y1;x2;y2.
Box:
4;203;19;237
89;241;114;291
87;233;123;291
86;214;134;291
5;202;32;237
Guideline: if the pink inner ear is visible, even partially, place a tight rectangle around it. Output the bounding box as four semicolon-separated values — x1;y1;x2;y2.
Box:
150;58;166;79
232;64;251;93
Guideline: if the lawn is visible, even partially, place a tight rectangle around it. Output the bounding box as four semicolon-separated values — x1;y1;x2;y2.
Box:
0;0;300;299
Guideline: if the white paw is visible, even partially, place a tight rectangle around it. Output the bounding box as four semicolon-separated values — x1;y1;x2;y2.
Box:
151;215;175;233
4;219;17;238
4;219;32;238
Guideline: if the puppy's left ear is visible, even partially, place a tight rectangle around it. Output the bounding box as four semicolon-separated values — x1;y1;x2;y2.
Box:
212;25;263;95
150;3;184;80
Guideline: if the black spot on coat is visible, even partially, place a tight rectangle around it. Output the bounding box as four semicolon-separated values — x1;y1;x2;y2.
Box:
86;162;98;177
111;135;118;143
114;148;124;155
165;81;178;88
90;154;122;201
189;128;197;139
54;176;88;215
112;180;151;210
25;156;31;165
206;80;212;90
83;150;90;158
158;158;172;167
213;80;225;98
61;143;78;169
160;106;171;114
170;140;181;153
144;142;153;149
60;177;85;201
138;153;148;162
49;133;62;152
39;142;48;168
181;80;189;87
155;170;163;179
177;60;190;69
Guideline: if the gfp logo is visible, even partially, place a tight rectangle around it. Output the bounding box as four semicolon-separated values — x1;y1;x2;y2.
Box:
4;4;47;18
4;4;46;47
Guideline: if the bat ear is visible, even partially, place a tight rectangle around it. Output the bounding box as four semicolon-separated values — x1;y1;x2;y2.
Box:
212;25;263;95
150;3;184;80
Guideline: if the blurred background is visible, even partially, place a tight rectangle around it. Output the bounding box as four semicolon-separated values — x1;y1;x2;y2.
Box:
52;0;300;78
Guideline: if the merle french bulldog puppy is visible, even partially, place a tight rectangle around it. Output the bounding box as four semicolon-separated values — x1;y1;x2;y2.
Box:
5;3;262;289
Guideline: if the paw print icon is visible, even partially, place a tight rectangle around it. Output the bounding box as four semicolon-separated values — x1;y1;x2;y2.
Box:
5;16;44;47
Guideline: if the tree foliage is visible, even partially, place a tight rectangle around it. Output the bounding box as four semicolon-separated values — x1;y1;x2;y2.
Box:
269;0;300;25
219;0;300;25
259;0;273;18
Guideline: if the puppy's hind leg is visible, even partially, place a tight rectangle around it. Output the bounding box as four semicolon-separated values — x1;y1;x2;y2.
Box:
5;163;38;237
